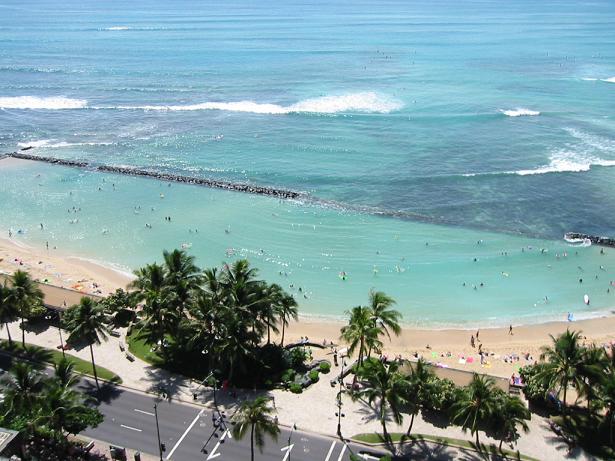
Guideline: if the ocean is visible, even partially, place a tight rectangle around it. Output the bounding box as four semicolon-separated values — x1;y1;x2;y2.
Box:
1;0;614;326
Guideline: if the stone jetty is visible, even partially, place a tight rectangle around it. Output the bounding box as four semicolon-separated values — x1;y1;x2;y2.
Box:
565;232;615;248
6;151;302;200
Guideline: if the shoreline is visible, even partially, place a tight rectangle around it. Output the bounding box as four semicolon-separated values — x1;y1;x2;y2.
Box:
0;235;614;378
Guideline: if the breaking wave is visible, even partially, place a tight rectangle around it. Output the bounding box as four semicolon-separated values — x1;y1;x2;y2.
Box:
97;92;403;114
602;77;615;83
462;128;615;177
500;108;540;117
0;92;402;114
0;96;87;109
17;139;113;148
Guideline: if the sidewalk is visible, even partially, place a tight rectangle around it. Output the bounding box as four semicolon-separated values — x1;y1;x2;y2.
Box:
0;322;595;461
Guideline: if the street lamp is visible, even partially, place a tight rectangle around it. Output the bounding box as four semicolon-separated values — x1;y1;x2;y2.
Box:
153;403;163;461
58;311;65;359
336;359;347;438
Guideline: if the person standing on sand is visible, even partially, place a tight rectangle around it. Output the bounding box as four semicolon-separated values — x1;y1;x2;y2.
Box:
470;335;475;348
476;329;479;341
509;324;513;335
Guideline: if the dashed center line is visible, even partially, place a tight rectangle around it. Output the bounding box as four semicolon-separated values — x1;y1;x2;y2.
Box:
134;408;155;416
121;424;142;432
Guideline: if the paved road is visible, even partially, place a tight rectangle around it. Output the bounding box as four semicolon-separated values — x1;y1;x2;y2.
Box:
0;352;385;460
81;381;384;461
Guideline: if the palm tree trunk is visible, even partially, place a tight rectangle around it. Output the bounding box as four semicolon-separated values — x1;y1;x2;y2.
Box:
499;438;503;450
267;319;271;345
250;423;255;461
5;322;12;346
21;316;25;348
359;337;364;367
563;386;567;409
475;431;480;447
89;344;100;391
380;400;389;446
281;321;286;347
406;412;415;436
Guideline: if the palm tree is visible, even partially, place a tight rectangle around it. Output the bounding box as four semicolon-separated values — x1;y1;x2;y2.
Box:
0;282;18;345
277;290;298;347
1;362;44;415
63;297;110;391
368;290;402;341
600;371;615;446
162;249;201;312
537;329;585;406
404;358;434;436
340;306;381;367
451;373;498;446
53;357;79;390
9;270;44;347
231;396;280;461
492;392;530;450
578;345;608;410
356;358;406;446
130;263;177;355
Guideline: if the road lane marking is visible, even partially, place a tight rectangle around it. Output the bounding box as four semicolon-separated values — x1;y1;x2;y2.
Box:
337;444;347;461
281;443;294;461
324;441;336;461
121;424;142;432
134;408;155;416
166;408;204;460
207;429;231;460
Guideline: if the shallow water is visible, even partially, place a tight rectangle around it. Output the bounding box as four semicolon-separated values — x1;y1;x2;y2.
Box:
0;0;614;325
1;161;614;327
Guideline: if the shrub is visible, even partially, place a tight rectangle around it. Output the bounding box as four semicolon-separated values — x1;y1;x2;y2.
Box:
519;364;549;406
424;377;459;414
288;347;309;370
281;368;296;384
319;361;331;374
309;369;320;382
289;383;303;394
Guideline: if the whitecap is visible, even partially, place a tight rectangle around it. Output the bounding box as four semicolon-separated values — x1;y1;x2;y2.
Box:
105;26;130;31
500;108;540;117
515;150;615;176
0;96;87;109
95;92;403;115
601;77;615;83
18;139;113;148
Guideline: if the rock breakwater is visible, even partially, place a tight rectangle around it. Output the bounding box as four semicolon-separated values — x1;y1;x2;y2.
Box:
6;151;302;199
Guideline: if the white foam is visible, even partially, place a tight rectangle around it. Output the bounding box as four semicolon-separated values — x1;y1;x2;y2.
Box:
500;108;540;117
18;139;113;148
0;96;87;109
98;92;403;115
580;77;598;81
601;77;615;83
105;26;130;31
515;150;615;176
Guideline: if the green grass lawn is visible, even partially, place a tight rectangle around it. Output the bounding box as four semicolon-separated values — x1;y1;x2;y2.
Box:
0;339;122;383
352;432;539;461
126;330;164;366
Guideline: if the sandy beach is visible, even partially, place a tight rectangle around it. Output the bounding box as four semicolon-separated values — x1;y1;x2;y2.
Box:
1;234;614;379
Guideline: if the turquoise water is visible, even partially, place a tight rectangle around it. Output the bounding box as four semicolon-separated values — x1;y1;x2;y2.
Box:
0;0;614;325
1;160;614;327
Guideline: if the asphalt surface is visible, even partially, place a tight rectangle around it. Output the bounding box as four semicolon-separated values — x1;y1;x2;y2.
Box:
0;352;386;460
81;381;383;461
